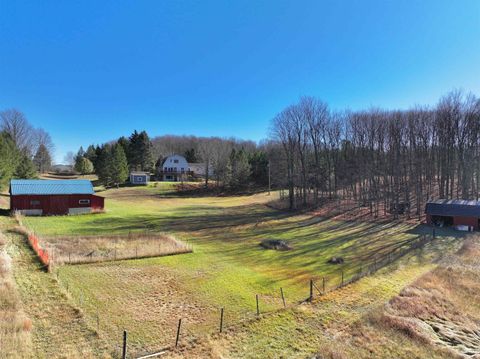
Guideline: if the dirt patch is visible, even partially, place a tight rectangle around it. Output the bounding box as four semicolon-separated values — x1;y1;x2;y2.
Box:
259;239;292;251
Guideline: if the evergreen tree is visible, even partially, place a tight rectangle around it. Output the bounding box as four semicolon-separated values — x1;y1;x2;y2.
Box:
128;130;141;169
75;146;85;161
75;156;94;174
226;148;251;188
0;132;19;188
184;148;197;163
33;144;52;173
96;145;113;186
15;150;36;178
84;145;97;168
248;150;269;185
117;136;130;162
129;130;153;171
111;144;129;187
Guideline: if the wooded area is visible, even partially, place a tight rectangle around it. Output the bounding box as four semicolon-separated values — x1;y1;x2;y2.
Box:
270;91;480;216
0;109;54;189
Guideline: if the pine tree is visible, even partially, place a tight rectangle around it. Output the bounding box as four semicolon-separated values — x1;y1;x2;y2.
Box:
129;130;153;171
248;150;269;185
117;136;130;163
75;156;94;174
0;132;19;189
15;150;36;178
226;148;251;188
128;130;141;170
111;144;129;187
96;145;113;186
85;145;97;169
184;148;197;163
33;144;52;173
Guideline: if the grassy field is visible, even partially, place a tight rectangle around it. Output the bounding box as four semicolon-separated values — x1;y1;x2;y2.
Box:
14;182;464;357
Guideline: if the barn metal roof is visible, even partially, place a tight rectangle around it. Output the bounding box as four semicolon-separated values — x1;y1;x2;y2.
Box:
425;199;480;217
10;179;94;195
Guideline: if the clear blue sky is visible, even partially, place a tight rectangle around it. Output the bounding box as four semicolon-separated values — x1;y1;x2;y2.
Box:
1;1;479;162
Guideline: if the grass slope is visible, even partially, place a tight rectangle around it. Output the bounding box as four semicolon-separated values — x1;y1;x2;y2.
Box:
1;216;109;358
19;184;464;357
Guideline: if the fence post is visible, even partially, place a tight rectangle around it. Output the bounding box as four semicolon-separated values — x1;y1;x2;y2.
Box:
341;271;344;287
432;227;436;239
97;310;100;332
122;330;127;359
322;277;325;294
135;246;138;259
309;279;313;302
256;294;260;315
280;288;286;308
219;307;224;333
175;319;182;347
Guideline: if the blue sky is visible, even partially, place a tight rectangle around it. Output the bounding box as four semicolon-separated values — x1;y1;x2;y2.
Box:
1;0;479;162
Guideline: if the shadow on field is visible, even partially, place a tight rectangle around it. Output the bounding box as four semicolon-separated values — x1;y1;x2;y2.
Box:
0;208;10;217
71;203;293;235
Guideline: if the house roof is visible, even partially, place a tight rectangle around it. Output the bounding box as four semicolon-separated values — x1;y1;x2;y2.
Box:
10;179;94;195
130;172;149;176
425;199;480;217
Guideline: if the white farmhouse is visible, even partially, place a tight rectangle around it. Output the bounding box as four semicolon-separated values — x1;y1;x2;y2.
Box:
161;154;190;181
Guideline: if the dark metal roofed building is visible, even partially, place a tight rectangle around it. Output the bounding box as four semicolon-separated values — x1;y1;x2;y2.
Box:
9;179;104;216
425;199;480;230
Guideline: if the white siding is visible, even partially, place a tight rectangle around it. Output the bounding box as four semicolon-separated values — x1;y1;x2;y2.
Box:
162;155;189;173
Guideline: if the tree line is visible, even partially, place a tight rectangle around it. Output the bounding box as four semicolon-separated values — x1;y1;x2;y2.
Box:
0;109;54;189
270;91;480;215
77;131;270;189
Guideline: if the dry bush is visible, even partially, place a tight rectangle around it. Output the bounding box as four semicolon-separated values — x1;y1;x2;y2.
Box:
42;233;192;265
376;235;480;358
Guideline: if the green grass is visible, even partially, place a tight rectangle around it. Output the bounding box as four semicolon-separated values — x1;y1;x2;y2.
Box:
20;186;463;356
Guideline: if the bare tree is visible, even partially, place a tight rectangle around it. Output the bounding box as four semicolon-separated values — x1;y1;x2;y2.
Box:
0;109;34;152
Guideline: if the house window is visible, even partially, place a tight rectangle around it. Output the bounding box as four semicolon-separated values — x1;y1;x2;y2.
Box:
174;159;179;163
30;200;40;206
79;199;90;205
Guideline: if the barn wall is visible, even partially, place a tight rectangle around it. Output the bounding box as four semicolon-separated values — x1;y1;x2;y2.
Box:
453;216;478;230
11;194;104;216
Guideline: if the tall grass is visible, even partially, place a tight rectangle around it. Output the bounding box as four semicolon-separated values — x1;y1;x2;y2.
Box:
0;231;32;357
44;233;192;265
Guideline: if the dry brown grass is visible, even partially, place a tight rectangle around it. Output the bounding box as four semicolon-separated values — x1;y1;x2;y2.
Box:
378;235;480;358
0;230;32;357
42;232;192;265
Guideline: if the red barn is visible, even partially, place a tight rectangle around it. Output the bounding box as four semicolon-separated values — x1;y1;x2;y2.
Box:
425;199;480;231
10;179;104;216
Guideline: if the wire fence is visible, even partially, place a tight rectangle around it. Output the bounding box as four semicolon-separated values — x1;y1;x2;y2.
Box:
53;232;436;358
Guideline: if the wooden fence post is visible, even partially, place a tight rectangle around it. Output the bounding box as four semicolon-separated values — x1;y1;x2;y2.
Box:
135;246;138;259
280;288;286;308
175;319;182;347
432;227;436;239
256;294;260;315
309;279;313;302
122;330;127;359
322;277;325;294
68;252;71;264
341;271;344;287
219;308;224;333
